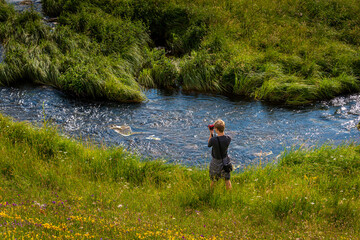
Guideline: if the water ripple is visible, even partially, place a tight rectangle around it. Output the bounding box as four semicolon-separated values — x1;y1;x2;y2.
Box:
1;85;359;167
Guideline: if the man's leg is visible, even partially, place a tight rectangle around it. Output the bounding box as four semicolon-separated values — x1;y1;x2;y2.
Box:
225;180;232;190
210;181;216;189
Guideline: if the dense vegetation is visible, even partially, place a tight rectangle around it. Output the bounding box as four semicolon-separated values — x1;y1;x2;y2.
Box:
0;0;147;102
0;0;360;104
1;113;360;238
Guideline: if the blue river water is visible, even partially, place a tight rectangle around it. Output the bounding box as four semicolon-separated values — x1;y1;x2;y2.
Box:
1;85;360;169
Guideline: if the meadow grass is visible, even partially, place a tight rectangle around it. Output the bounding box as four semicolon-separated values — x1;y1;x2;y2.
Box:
1;0;360;105
1;114;360;239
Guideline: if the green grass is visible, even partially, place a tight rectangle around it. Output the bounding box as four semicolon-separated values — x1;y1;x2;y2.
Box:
1;113;360;239
0;1;146;102
1;0;360;104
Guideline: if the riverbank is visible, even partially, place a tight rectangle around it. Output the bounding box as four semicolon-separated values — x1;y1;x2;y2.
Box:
1;0;360;105
1;113;360;239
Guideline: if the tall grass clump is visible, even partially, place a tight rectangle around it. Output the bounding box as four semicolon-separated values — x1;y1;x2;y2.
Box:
179;50;224;92
138;48;179;89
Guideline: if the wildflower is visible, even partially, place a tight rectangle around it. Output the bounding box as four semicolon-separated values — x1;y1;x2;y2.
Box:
117;204;123;208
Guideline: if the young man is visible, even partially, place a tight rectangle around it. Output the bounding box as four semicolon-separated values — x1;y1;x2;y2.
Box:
208;119;232;190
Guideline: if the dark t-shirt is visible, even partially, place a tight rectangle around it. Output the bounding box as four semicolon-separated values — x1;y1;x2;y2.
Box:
208;135;231;159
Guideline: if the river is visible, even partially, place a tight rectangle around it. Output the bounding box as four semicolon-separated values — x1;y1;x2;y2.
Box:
1;85;359;169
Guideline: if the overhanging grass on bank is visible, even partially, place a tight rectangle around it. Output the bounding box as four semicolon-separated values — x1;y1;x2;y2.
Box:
1;113;360;239
1;0;360;105
0;0;146;102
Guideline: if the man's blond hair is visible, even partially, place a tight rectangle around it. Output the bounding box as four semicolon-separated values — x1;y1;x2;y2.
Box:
214;119;225;133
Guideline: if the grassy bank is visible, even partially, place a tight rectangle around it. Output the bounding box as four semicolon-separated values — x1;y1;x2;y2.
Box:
1;0;360;105
1;114;360;239
0;0;147;102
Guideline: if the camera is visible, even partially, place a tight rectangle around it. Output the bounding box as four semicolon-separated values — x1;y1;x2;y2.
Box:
208;124;214;130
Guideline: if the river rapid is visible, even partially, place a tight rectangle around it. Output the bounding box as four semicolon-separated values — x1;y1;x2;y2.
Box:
1;85;360;169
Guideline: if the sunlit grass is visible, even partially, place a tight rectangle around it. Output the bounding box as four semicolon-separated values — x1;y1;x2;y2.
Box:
0;1;146;103
1;114;360;238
